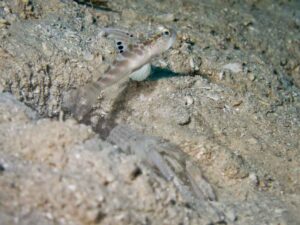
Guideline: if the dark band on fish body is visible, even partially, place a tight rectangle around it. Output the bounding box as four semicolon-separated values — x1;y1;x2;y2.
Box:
106;67;122;76
113;59;130;68
132;48;144;56
121;51;135;58
98;74;115;85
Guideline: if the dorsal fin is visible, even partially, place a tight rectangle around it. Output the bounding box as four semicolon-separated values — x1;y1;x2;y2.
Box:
99;28;139;53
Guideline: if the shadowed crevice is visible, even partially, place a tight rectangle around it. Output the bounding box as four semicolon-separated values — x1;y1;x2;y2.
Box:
147;66;183;81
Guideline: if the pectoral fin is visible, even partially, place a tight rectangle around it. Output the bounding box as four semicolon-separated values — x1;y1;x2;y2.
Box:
129;63;151;81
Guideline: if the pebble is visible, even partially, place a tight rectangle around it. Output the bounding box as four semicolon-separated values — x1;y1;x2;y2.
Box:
249;173;259;187
225;208;237;222
189;55;201;71
3;7;11;14
248;137;258;145
248;73;256;81
184;96;194;106
175;108;191;125
84;11;94;25
222;62;242;73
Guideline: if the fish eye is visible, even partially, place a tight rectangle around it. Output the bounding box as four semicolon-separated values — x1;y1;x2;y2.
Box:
163;30;170;36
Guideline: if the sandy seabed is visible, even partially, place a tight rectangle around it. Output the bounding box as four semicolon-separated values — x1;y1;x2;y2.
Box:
0;0;299;224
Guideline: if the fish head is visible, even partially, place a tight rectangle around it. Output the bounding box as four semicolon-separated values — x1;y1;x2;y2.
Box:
146;26;177;56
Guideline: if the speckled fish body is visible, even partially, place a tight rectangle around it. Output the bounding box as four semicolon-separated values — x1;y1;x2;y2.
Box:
97;26;176;89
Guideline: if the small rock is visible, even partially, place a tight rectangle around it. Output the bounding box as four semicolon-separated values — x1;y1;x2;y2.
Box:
222;63;242;73
84;11;94;25
225;208;237;222
189;55;201;71
184;96;194;106
248;73;256;81
248;137;258;145
249;173;259;187
175;108;191;125
231;100;243;107
219;71;225;80
3;7;11;14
